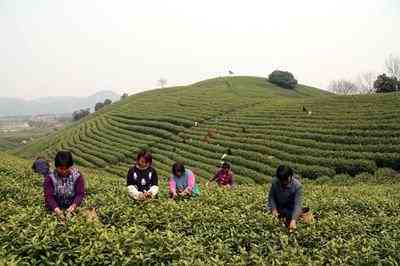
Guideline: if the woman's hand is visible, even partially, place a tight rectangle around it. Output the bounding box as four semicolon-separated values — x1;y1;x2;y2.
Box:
54;207;66;222
144;191;152;199
66;204;77;214
288;219;297;232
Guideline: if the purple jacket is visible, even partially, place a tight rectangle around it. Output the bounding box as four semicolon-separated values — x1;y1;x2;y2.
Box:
32;159;50;177
43;168;85;211
212;169;234;186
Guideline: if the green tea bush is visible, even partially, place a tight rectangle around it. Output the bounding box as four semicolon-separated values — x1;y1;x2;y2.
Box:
374;168;400;178
1;154;400;265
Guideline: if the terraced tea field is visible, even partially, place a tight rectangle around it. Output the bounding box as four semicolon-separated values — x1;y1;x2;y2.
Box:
1;153;400;265
15;76;400;183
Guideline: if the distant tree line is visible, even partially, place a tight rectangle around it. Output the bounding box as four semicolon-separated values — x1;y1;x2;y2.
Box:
72;92;129;121
95;98;113;112
329;55;400;95
72;109;90;121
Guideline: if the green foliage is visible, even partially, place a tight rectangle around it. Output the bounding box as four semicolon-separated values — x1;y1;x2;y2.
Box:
95;99;113;112
0;128;53;152
374;73;399;93
1;154;400;264
72;109;90;121
94;102;104;112
103;99;112;105
15;76;400;183
268;70;298;89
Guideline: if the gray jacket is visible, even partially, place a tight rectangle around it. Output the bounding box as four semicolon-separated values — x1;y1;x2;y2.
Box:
267;176;303;220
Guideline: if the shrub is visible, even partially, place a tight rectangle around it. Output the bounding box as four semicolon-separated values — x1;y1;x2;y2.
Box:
334;160;377;177
374;168;399;178
268;70;298;89
331;174;352;182
374;74;399;93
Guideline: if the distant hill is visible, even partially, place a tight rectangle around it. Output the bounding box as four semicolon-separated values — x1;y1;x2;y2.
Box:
0;90;120;117
15;76;400;183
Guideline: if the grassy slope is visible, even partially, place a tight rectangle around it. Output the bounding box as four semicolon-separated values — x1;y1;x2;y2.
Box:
0;128;54;152
1;153;400;265
14;76;400;183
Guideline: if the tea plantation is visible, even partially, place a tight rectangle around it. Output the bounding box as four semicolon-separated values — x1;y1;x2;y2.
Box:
14;76;400;183
1;153;400;265
4;76;400;264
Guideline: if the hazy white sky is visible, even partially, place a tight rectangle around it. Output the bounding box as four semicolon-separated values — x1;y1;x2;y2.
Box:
1;0;399;99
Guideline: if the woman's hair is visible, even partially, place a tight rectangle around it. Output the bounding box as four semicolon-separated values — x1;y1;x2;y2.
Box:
276;165;293;182
136;150;153;165
55;151;74;168
222;162;231;169
172;162;185;176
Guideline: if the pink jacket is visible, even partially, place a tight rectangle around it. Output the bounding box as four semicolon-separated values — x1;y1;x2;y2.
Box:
168;170;195;194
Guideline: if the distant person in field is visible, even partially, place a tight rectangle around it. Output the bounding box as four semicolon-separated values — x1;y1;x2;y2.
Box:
208;162;235;188
127;151;159;201
43;151;85;220
32;156;51;177
267;165;313;232
169;162;200;199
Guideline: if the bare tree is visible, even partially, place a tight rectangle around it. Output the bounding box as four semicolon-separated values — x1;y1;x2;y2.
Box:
356;72;376;94
158;78;167;88
385;54;400;80
328;79;359;95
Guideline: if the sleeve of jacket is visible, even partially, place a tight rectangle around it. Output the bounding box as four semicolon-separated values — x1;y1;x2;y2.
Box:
72;173;85;206
128;185;142;200
43;176;58;211
229;171;235;185
291;184;304;220
187;171;195;191
127;167;133;186
151;168;158;186
168;176;176;194
267;180;277;211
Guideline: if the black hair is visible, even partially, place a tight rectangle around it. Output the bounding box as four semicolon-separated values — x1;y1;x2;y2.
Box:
55;151;74;168
172;162;185;176
136;150;153;165
276;165;293;182
222;162;231;169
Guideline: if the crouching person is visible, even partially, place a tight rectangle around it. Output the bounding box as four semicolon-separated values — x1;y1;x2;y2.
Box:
267;165;313;232
127;151;159;201
209;162;235;188
44;151;85;221
169;162;200;199
32;156;51;177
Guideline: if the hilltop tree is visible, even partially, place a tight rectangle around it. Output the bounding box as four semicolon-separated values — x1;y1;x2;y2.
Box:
95;102;104;112
121;93;129;100
328;79;358;95
158;78;167;88
385;54;400;80
356;72;377;94
72;109;90;121
95;99;113;112
268;70;298;89
374;74;399;93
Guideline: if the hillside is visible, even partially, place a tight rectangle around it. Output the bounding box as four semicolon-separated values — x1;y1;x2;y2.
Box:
15;76;400;183
1;153;400;264
0;90;120;117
